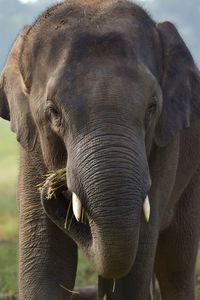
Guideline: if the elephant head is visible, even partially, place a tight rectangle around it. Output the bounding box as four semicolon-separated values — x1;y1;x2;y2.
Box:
1;1;200;279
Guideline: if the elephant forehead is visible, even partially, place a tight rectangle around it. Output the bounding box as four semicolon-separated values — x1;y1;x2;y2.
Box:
67;32;139;68
45;48;154;114
24;0;160;96
81;0;101;6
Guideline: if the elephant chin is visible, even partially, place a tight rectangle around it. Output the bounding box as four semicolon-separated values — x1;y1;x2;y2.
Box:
40;186;140;279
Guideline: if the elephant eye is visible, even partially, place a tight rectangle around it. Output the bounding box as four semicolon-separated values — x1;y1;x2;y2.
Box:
45;101;62;127
147;102;157;115
145;98;157;128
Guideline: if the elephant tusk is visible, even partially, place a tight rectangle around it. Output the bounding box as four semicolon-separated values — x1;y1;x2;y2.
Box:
143;195;150;223
72;193;82;222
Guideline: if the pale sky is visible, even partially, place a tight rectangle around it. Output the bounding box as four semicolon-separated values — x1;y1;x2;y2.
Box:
19;0;38;3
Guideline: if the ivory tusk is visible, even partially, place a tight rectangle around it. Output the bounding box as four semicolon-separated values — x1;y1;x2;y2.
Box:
143;195;150;223
72;193;82;222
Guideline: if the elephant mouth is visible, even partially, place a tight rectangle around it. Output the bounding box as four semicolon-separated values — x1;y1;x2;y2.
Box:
40;183;93;248
39;169;147;278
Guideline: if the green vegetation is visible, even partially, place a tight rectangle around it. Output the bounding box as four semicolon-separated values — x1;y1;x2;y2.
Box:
0;119;19;296
0;242;18;295
0;121;18;216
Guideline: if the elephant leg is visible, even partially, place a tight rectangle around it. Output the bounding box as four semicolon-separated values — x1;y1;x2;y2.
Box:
19;200;78;300
18;151;78;300
155;167;200;300
98;223;159;300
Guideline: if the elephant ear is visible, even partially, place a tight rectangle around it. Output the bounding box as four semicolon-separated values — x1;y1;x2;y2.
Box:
0;26;37;151
155;21;200;146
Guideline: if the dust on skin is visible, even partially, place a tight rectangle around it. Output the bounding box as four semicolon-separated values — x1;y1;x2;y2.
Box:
68;0;120;10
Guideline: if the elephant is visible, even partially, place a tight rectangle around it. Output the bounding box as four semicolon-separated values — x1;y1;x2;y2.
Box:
1;0;200;299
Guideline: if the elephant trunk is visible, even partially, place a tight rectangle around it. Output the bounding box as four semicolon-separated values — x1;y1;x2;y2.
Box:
67;130;151;278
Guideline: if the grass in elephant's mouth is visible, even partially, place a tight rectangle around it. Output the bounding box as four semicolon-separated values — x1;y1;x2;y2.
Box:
59;284;80;295
37;169;89;230
37;168;67;199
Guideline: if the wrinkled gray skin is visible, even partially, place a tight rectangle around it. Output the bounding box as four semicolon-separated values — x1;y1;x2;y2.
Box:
1;0;200;299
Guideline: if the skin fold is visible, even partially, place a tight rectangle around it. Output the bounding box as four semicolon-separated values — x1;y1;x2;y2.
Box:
0;0;200;299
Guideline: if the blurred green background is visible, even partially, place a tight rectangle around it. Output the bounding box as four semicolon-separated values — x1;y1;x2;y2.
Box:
0;0;200;298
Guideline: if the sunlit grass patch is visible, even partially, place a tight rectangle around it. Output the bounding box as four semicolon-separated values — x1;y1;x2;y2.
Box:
0;241;18;295
0;215;18;240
